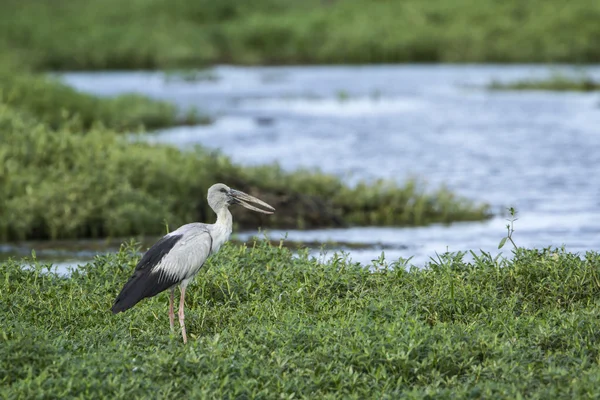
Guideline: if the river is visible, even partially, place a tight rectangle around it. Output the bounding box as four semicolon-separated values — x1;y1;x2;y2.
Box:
3;65;599;271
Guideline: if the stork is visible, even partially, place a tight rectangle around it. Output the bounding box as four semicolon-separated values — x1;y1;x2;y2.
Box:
111;183;275;343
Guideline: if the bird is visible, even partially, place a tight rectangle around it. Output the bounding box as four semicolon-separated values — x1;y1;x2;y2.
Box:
111;183;275;343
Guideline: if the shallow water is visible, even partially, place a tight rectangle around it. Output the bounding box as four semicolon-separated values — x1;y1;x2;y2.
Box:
9;65;600;271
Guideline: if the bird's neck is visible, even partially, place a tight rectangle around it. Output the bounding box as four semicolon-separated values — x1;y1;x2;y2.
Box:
211;207;233;253
215;207;233;230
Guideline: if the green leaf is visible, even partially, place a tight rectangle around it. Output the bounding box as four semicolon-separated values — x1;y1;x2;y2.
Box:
498;237;508;249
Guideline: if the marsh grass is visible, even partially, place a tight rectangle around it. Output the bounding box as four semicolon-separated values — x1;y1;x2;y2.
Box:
1;241;600;398
0;101;490;241
0;72;201;131
488;73;600;92
1;0;599;70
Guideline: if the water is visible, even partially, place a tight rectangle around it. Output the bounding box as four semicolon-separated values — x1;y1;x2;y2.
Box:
7;65;600;271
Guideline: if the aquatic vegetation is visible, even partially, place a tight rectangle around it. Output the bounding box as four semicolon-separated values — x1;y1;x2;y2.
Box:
0;101;490;241
488;73;600;92
1;0;599;70
336;90;351;102
1;241;600;397
163;68;220;83
0;72;202;131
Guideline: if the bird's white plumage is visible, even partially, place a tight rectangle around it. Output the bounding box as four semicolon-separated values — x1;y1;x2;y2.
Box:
112;182;275;343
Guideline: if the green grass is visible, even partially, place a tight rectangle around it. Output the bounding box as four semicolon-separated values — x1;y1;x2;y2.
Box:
0;71;207;131
0;100;490;241
2;242;600;398
1;0;599;70
489;73;600;91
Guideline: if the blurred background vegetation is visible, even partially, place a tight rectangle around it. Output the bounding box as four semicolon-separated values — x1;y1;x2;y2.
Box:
3;0;598;240
1;0;599;71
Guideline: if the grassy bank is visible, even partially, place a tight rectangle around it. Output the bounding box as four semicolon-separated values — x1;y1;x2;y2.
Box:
2;242;600;398
0;98;490;241
1;0;599;70
489;73;600;91
0;71;205;131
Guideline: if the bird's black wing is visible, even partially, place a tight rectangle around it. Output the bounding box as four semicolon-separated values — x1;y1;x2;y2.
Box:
111;234;183;314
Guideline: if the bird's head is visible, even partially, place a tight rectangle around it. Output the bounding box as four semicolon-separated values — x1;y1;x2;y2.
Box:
207;183;275;214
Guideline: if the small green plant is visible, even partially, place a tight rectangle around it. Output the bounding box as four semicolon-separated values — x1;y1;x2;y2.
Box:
498;207;518;249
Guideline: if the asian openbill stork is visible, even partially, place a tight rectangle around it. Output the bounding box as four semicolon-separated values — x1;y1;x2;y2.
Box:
111;183;275;343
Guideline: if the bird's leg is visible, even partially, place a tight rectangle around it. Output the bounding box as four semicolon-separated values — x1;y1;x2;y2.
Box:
179;286;187;344
168;287;175;331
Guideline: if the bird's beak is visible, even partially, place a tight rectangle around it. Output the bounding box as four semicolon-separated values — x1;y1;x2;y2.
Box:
229;189;275;214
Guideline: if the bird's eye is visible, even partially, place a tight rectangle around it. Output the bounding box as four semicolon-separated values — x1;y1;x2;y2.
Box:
220;188;228;193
